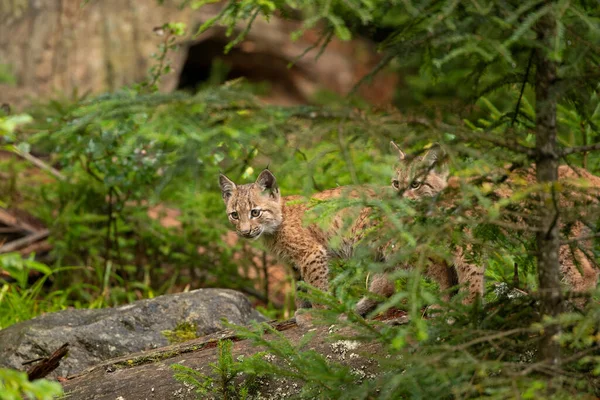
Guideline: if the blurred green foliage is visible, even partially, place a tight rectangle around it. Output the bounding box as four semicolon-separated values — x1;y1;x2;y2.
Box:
172;339;260;399
0;368;63;400
1;81;405;321
0;0;599;398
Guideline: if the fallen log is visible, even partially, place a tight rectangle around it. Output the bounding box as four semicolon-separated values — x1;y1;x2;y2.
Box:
61;318;393;400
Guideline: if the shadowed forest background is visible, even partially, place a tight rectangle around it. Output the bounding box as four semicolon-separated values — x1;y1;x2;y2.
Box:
1;0;600;398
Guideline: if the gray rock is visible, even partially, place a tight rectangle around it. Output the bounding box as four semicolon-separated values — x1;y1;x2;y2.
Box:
0;289;267;378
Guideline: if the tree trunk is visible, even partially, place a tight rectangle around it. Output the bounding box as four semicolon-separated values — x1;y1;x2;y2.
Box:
534;6;562;363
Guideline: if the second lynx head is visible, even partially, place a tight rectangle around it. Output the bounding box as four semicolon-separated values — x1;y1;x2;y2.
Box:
391;142;449;198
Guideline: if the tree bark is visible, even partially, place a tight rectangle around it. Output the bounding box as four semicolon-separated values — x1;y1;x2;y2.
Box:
534;6;562;363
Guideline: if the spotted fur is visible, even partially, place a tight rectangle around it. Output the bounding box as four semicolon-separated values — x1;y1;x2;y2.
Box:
220;170;381;314
390;142;599;301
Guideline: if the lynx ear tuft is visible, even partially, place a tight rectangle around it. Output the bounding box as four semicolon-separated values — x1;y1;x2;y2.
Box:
390;141;406;161
256;169;279;199
219;174;236;202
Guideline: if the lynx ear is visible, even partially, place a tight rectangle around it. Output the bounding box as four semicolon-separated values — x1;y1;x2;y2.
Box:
256;169;279;199
219;174;236;203
390;141;405;161
423;143;449;181
423;143;445;164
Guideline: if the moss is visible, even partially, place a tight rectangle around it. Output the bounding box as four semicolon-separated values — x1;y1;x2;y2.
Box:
161;321;199;344
113;343;210;369
115;350;186;369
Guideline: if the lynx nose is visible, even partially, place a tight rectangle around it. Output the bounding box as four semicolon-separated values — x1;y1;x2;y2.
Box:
404;191;417;199
239;224;252;236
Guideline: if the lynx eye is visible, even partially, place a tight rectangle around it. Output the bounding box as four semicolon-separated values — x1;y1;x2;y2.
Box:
250;209;262;218
410;181;422;189
230;211;239;220
392;180;400;190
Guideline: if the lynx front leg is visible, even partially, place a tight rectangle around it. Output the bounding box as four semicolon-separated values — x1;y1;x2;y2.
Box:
293;248;330;328
295;281;313;310
453;246;485;303
296;248;330;295
292;246;330;314
425;260;459;302
291;265;312;310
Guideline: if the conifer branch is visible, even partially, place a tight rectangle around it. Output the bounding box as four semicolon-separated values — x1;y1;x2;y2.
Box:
9;145;66;181
560;142;600;156
565;26;600;56
476;73;530;101
453;129;536;157
348;52;395;96
511;50;534;127
289;28;334;67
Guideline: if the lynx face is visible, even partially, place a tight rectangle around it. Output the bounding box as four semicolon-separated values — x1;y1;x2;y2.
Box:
390;142;449;199
219;170;283;240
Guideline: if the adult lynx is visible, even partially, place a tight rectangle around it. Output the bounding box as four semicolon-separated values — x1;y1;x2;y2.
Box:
390;142;599;298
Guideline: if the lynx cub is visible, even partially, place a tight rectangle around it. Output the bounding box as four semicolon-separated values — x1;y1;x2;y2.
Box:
219;170;391;315
390;142;599;298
